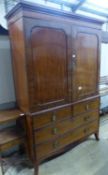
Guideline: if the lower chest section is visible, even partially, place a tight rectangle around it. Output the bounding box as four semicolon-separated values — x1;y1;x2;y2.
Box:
29;98;100;161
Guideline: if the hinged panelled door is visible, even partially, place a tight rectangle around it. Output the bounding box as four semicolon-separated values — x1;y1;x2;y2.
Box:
25;20;72;110
72;27;100;100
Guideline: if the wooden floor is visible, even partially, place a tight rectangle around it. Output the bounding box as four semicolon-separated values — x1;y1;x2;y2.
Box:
2;114;108;175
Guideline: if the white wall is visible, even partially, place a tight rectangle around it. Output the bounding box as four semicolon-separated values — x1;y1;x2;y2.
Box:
0;1;16;108
100;43;108;77
100;23;108;77
0;35;15;104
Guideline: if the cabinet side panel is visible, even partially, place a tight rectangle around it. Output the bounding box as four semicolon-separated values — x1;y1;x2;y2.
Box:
8;18;29;112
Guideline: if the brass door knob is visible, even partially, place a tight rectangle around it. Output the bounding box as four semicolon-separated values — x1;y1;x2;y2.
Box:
72;54;76;58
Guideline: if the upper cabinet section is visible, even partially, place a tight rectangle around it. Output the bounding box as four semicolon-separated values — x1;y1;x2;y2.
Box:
6;1;103;112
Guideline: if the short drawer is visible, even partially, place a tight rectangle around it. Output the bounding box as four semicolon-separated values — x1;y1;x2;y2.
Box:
33;107;72;129
36;121;98;159
82;110;99;123
73;99;99;116
83;120;99;137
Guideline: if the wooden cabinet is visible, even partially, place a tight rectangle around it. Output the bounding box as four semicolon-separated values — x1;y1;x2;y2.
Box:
6;1;103;175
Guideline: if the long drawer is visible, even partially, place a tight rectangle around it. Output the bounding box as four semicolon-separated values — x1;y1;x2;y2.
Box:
36;121;98;159
34;110;99;144
73;98;99;116
33;107;72;129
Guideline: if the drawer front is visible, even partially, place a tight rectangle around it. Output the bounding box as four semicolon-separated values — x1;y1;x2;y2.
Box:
82;110;99;123
35;110;99;144
73;99;99;116
33;107;72;129
36;121;98;159
83;120;99;136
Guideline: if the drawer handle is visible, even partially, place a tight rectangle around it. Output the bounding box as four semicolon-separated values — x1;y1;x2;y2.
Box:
84;116;90;121
85;105;89;111
53;141;59;149
52;114;56;122
84;128;89;134
52;128;58;135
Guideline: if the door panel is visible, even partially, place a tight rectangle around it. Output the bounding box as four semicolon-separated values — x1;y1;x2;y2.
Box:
72;28;99;100
31;27;68;108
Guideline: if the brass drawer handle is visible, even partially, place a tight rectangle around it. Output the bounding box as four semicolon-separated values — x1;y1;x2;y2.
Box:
52;114;56;122
52;128;58;135
53;141;59;149
85;105;89;111
84;128;89;134
84;116;90;121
